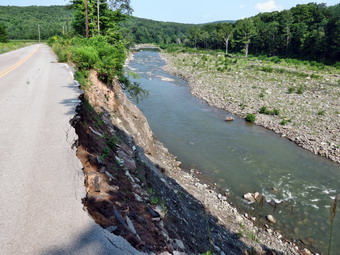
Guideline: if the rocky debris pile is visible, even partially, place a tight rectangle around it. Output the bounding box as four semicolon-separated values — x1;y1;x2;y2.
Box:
162;53;340;164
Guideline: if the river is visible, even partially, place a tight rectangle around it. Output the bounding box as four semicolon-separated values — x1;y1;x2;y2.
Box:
126;49;340;254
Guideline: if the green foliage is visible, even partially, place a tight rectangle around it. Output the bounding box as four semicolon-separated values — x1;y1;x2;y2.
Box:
0;23;8;43
107;135;119;150
317;110;326;116
296;85;305;94
74;70;90;89
100;147;110;160
71;45;100;69
287;87;295;93
0;41;34;54
200;251;216;255
245;113;256;123
280;118;291;125
121;3;340;63
259;106;280;116
0;6;72;40
150;196;160;205
121;16;195;46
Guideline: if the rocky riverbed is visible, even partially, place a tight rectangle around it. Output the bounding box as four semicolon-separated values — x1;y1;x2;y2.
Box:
161;52;340;164
71;67;317;254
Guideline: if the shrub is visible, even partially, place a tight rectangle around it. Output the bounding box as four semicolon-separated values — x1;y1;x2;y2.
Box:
259;106;268;114
259;106;280;116
245;113;256;123
272;108;280;116
71;46;99;70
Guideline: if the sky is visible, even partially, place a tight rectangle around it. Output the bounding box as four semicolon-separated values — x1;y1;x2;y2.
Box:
0;0;339;23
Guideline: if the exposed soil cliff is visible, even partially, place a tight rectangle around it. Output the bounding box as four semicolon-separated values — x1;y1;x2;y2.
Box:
72;70;310;254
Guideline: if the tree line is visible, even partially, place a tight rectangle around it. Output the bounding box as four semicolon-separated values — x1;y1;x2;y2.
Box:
122;3;340;63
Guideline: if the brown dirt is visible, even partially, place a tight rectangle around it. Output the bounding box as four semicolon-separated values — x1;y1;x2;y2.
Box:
74;99;169;254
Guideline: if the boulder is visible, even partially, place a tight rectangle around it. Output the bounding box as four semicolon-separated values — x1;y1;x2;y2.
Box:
266;215;277;224
243;193;255;203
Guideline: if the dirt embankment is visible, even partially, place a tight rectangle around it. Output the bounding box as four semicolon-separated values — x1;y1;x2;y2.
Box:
161;52;340;164
72;70;308;254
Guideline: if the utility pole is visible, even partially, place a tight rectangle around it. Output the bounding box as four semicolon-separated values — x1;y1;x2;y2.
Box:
38;24;41;43
85;0;89;38
97;0;100;34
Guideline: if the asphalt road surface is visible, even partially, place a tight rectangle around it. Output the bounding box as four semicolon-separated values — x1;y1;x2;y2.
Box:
0;44;145;255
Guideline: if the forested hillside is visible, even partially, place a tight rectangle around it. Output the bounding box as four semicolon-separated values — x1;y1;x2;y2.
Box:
120;16;195;45
0;6;72;40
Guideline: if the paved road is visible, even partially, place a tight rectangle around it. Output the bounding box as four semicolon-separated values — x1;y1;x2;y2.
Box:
0;44;145;254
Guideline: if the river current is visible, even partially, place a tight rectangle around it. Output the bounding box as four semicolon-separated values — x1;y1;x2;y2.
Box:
126;49;340;254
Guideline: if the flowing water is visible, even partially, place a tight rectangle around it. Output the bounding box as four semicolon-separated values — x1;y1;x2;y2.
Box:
126;49;340;254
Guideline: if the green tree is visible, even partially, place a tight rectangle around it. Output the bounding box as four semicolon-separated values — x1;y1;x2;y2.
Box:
217;23;233;54
188;26;201;48
0;23;8;42
234;18;256;57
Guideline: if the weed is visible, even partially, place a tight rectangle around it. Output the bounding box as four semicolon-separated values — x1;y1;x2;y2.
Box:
100;147;110;160
280;118;291;125
327;195;338;255
200;251;216;255
150;196;160;205
310;73;321;79
146;187;155;195
260;66;274;73
245;113;256;123
296;85;305;94
107;135;119;150
239;103;246;110
287;87;295;94
259;106;268;114
317;110;326;116
259;92;265;99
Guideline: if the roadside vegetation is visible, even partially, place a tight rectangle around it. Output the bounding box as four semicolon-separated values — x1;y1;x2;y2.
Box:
48;0;146;100
0;41;37;54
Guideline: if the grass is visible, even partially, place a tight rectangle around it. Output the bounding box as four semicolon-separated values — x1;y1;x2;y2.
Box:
237;223;260;243
0;41;36;54
259;106;280;116
279;118;291;125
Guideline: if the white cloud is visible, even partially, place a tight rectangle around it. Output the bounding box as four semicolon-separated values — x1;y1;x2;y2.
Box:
239;5;245;9
255;0;281;12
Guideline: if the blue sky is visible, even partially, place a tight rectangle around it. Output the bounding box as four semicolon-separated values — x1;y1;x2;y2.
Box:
0;0;339;23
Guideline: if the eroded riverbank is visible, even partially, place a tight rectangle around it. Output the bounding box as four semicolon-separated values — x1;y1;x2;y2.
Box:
73;69;303;254
161;52;340;164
